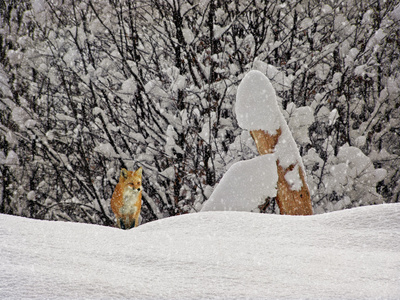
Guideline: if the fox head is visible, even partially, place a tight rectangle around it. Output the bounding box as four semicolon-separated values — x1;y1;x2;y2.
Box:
119;167;142;192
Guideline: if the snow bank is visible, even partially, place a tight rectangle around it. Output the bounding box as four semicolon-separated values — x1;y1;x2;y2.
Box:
1;204;399;299
201;154;278;212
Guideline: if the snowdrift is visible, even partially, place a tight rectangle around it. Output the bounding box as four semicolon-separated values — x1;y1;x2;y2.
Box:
1;204;399;299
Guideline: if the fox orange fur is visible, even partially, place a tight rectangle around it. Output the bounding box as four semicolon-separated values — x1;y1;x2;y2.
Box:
111;167;143;229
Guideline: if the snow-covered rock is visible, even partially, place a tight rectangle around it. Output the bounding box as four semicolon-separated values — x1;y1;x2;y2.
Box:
235;70;306;173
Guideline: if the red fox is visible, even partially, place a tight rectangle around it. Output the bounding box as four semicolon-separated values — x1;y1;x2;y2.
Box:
111;167;143;229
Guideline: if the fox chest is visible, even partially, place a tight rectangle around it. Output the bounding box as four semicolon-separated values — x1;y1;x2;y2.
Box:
119;188;141;216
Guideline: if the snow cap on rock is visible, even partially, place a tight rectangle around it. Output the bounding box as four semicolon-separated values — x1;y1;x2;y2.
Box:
235;70;281;134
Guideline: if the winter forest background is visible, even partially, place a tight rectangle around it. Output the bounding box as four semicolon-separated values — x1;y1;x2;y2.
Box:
0;0;399;226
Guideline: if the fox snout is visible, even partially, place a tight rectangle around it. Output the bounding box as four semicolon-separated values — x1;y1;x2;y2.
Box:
127;184;141;192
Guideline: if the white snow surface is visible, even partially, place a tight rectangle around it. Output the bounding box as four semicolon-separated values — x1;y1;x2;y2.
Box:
1;204;399;300
235;70;281;134
201;154;278;212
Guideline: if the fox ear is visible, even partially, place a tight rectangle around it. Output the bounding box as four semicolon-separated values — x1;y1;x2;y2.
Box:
121;168;128;179
135;167;142;177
